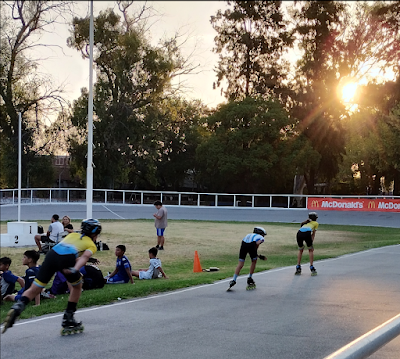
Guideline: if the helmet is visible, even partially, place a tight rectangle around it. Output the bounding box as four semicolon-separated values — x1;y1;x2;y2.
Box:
81;218;102;236
308;212;318;221
253;227;267;236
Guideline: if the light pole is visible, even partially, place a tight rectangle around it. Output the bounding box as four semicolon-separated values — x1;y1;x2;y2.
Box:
86;0;94;219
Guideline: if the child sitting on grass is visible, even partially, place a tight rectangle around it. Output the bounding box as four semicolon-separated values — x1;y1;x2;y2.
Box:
105;245;134;284
3;250;41;305
132;247;168;280
0;257;25;300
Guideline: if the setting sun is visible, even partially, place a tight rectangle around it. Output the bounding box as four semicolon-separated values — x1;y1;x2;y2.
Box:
341;82;358;103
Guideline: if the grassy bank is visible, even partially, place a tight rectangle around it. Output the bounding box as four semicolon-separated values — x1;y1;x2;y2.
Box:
1;219;399;321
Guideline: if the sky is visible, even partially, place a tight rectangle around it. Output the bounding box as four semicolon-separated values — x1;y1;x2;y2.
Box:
32;1;229;111
19;0;397;116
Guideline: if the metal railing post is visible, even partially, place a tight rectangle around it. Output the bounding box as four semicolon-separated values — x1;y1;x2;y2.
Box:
324;313;400;359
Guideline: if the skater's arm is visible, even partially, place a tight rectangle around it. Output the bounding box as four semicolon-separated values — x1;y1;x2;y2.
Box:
311;230;316;241
73;250;93;272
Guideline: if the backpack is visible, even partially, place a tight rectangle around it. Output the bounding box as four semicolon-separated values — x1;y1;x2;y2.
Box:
50;272;69;295
81;265;105;290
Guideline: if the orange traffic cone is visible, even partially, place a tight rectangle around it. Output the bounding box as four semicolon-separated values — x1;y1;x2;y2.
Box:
193;250;203;273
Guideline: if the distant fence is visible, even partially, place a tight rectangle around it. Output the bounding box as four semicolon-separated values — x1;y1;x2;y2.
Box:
1;188;399;211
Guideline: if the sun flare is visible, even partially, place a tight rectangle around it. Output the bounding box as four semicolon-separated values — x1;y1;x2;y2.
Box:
341;82;358;103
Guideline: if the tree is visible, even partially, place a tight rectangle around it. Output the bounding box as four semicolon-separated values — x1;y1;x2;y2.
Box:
195;97;307;193
67;5;200;189
288;1;349;194
0;0;72;188
211;1;293;101
145;97;207;191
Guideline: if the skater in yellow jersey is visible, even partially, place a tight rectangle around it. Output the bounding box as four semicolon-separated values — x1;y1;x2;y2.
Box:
295;212;319;276
2;219;102;335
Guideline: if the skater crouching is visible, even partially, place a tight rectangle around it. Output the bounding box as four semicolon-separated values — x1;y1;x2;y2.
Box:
295;212;318;276
228;227;267;290
2;219;102;334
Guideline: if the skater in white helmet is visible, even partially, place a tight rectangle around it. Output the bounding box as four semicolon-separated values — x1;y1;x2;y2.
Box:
295;212;319;276
228;227;267;291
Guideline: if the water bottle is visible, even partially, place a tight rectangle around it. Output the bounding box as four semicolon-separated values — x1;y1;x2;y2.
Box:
99;241;103;251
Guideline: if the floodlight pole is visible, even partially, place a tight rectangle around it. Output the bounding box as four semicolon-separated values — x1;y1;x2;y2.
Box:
18;112;21;222
86;0;94;219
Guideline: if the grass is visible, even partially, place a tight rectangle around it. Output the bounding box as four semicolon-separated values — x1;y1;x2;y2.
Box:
1;219;399;322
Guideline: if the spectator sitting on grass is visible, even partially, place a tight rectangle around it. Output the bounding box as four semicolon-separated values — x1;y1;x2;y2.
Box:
104;245;134;284
0;257;25;300
3;251;41;306
131;247;168;280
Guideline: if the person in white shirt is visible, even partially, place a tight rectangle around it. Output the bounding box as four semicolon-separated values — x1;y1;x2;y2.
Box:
131;247;168;280
34;214;64;253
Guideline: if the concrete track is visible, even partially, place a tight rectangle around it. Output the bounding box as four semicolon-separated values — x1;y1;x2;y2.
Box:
1;245;400;359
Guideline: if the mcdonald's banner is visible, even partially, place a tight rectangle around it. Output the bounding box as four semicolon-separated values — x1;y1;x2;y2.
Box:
308;197;400;212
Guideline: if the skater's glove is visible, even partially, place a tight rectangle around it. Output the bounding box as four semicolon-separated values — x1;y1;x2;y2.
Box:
63;267;78;275
258;254;267;261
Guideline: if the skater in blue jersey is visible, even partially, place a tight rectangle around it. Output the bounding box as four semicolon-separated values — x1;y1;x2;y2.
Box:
228;227;267;290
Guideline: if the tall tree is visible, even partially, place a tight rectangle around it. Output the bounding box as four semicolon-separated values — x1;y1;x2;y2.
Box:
0;0;72;188
67;5;200;189
288;0;348;194
211;1;293;101
195;97;308;193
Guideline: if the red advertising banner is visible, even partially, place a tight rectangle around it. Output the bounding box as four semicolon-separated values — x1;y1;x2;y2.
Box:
307;197;400;212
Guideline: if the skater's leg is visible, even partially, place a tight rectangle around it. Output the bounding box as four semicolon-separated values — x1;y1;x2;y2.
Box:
234;260;244;276
297;248;303;266
249;259;257;275
308;248;314;266
68;281;83;303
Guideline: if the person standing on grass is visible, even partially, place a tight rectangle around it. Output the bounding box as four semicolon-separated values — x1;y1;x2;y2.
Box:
2;219;102;334
295;212;319;276
153;200;168;251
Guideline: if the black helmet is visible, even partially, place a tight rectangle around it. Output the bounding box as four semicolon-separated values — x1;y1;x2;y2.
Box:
81;218;102;236
253;227;267;236
308;212;318;221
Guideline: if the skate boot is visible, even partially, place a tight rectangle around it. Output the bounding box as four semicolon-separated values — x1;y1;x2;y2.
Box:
295;265;302;275
310;265;317;276
61;310;84;335
227;280;236;291
246;277;256;290
2;300;26;333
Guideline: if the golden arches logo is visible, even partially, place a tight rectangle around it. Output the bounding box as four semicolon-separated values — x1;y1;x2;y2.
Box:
368;201;376;209
311;200;319;208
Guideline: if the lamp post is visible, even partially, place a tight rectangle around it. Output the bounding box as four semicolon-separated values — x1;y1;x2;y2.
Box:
86;0;94;219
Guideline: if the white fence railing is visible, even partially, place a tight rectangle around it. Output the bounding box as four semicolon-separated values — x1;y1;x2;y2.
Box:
1;188;398;209
324;313;400;359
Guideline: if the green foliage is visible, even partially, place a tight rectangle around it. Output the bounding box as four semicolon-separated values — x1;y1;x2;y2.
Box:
289;1;349;193
211;0;293;101
196;97;304;193
0;1;72;188
66;7;201;189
